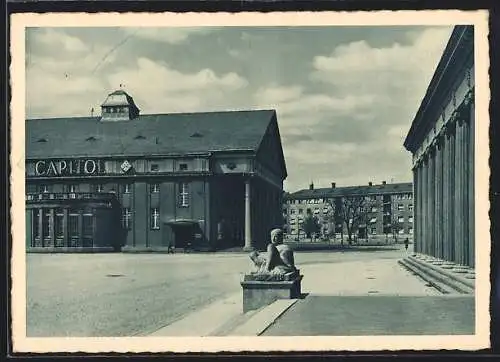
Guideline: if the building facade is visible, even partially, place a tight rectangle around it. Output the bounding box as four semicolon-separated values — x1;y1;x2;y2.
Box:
283;181;413;242
404;25;475;268
26;90;287;252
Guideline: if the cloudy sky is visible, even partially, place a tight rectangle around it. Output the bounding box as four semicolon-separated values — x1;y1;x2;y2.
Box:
25;25;453;192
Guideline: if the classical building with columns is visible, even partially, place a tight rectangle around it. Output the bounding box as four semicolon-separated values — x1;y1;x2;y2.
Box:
26;89;287;252
404;25;475;267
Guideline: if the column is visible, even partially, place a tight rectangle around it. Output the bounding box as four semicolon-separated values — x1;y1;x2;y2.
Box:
244;178;253;251
448;123;456;263
468;96;475;268
435;139;442;259
63;208;69;247
442;133;449;261
49;208;55;247
429;147;435;257
420;157;426;255
37;208;43;247
418;162;424;254
78;209;84;248
425;154;432;255
412;166;419;251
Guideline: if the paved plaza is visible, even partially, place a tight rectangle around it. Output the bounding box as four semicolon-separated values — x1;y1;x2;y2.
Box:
27;245;454;337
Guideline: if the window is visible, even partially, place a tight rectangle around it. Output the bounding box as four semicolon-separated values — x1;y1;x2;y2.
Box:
369;217;377;224
370;195;377;201
314;208;320;214
42;209;50;239
151;208;160;229
398;216;404;223
409;216;413;223
409;227;413;234
398;228;405;234
151;183;160;193
283;209;287;215
408;193;413;200
122;208;132;230
124;184;131;194
95;184;103;193
371;228;377;235
40;185;49;193
32;209;40;241
408;204;413;211
397;204;404;211
55;209;64;239
68;184;78;193
371;207;378;213
151;164;159;172
179;163;188;171
290;208;296;215
68;210;79;246
179;182;189;207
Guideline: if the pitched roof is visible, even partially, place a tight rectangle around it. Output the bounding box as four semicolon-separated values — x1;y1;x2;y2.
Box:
26;109;277;159
285;182;413;199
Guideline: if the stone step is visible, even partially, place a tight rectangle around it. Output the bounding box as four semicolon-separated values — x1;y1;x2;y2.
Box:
408;255;475;290
399;256;474;295
398;259;457;294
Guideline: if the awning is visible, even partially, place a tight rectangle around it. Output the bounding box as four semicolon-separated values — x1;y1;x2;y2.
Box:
165;219;200;227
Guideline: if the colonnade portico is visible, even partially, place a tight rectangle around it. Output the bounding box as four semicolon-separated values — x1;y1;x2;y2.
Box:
243;175;284;251
411;89;474;267
405;25;475;269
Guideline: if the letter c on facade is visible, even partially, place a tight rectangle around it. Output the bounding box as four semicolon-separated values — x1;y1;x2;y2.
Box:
35;161;46;175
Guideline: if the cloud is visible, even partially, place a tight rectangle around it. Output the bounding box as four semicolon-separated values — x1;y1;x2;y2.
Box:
254;85;303;104
34;28;89;53
122;27;216;45
281;27;453;191
310;27;452;102
107;57;248;113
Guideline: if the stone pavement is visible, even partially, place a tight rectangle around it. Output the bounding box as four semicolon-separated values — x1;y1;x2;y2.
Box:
262;295;474;336
148;249;465;336
300;256;440;296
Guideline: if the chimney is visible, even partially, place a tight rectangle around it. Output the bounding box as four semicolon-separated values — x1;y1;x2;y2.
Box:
331;182;336;189
309;182;314;190
382;181;386;185
368;182;373;187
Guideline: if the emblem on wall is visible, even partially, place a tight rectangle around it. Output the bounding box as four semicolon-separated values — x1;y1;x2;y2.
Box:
120;160;132;173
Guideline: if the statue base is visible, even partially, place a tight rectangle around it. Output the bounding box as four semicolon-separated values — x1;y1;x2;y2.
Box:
240;273;303;313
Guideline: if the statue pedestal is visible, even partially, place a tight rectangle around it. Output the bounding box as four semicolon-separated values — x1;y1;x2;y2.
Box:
240;274;303;313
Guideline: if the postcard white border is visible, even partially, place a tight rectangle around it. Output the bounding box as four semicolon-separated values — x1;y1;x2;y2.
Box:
10;10;491;353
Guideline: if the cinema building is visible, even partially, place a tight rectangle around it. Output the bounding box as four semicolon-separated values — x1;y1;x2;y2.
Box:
25;90;287;252
404;25;475;267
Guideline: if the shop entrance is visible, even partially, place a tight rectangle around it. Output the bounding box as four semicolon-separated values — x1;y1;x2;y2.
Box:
166;220;199;250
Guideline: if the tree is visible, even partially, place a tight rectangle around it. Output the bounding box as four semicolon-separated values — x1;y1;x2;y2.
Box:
390;212;403;243
339;196;370;244
301;210;321;241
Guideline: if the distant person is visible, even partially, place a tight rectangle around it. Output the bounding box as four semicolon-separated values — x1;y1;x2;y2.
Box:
404;238;409;251
167;243;175;254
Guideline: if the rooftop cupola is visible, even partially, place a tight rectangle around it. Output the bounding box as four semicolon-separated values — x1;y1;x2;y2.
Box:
100;89;140;121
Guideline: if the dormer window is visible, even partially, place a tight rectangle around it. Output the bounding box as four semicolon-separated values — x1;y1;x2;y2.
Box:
134;135;146;140
36;138;48;143
190;132;203;138
100;89;140;122
86;136;97;142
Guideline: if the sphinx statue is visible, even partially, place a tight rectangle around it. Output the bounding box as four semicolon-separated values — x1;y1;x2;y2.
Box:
248;228;298;281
